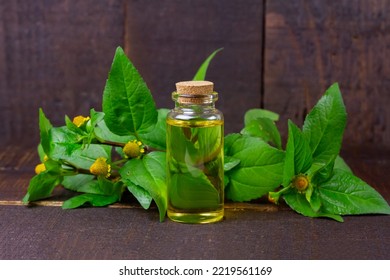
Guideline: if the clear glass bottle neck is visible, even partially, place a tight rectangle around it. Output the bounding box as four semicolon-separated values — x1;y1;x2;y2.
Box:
172;91;218;109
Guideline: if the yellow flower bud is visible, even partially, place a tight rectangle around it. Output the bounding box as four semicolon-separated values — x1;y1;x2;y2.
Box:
72;115;90;127
35;163;46;174
89;157;111;178
268;193;278;204
292;174;309;192
123;140;145;158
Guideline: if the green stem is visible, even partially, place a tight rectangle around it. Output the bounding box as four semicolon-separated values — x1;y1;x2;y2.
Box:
94;133;126;147
99;139;126;148
134;131;141;142
60;160;92;176
145;145;166;153
269;185;292;204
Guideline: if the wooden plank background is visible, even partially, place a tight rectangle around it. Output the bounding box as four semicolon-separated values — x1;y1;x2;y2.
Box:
0;0;389;150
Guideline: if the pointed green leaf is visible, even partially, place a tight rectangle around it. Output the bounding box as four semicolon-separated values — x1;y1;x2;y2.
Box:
244;108;279;124
241;118;282;149
167;122;223;166
51;143;111;170
37;144;46;162
65;115;85;135
309;188;322;212
193;48;223;81
225;135;285;201
334;155;352;173
94;116;135;144
102;46;158;136
169;172;221;209
319;169;390;215
126;182;153;210
139;108;169;150
62;174;98;193
39;108;53;156
23;172;62;203
224;133;241;155
283;191;344;222
62;193;120;209
224;156;240;172
120;152;167;221
303;83;347;164
283;120;312;187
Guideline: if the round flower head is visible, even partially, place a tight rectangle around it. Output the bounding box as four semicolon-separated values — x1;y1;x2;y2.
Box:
292;174;309;192
72;115;90;127
123;140;145;158
35;163;46;174
89;157;111;178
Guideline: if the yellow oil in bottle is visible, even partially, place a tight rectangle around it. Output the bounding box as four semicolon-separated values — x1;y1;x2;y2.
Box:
166;118;224;223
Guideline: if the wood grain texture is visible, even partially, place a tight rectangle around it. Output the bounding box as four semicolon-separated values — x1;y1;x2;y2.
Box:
1;146;389;259
124;0;264;134
0;0;124;147
1;0;389;148
264;0;390;148
1;205;389;259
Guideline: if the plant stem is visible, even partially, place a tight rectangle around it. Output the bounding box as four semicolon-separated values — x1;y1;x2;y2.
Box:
99;140;125;148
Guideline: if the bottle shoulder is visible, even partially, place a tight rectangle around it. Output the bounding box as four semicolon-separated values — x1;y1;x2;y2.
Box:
167;108;223;122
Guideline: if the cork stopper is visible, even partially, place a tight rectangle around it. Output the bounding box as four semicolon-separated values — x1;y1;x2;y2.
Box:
176;81;214;95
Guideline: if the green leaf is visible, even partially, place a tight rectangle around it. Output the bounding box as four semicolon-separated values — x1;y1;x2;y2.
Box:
169;172;221;209
62;175;124;197
167;122;223;166
89;109;104;128
126;182;153;209
51;143;111;170
319;169;390;215
241;118;282;149
224;156;240;172
309;187;322;212
224;175;230;187
85;109;104;144
94;116;135;144
283;191;344;222
303;83;347;164
334;155;352;173
139;108;169;150
244;108;279;124
102;46;158;136
62;174;98;193
224;133;241;154
310;156;337;185
23;172;62;203
120;152;167;221
62;193;120;209
282;120;312;187
37;144;46;162
225;135;285;201
193;48;223;81
39;108;53;156
49;126;84;157
65;115;85;135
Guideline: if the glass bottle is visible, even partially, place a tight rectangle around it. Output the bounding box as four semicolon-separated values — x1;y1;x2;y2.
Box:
166;81;224;223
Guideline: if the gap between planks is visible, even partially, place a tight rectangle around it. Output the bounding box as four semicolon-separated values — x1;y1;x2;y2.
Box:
0;200;279;212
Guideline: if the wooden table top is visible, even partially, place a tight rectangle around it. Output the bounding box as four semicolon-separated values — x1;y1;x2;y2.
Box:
1;146;389;259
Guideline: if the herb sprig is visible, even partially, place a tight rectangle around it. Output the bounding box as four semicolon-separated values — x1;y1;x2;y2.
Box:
23;47;390;222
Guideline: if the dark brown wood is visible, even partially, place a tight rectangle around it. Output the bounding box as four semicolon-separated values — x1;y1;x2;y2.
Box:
1;1;390;260
124;0;264;134
0;0;124;147
1;146;389;259
1;0;389;148
1;202;389;260
264;0;390;148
